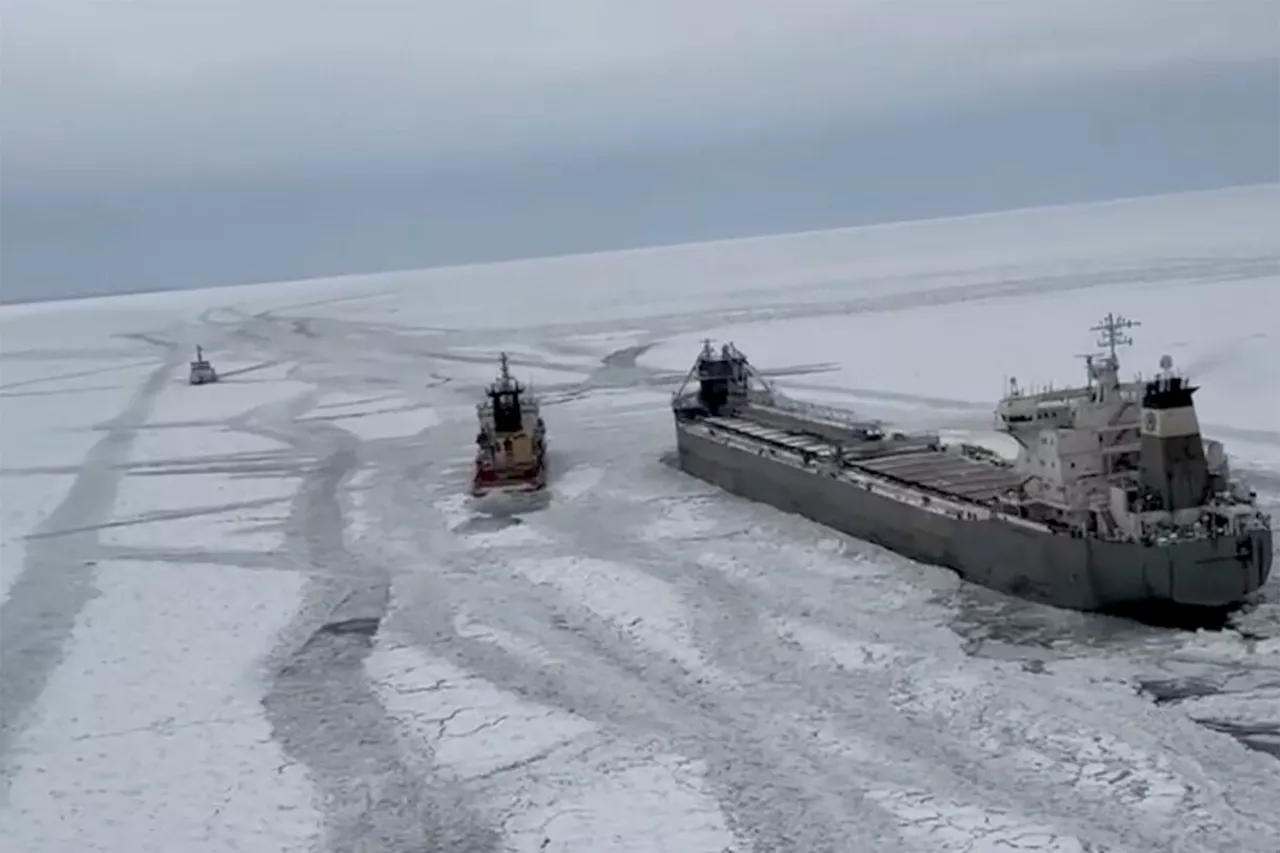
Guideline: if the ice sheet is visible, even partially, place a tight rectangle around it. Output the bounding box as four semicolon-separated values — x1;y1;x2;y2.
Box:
3;184;1278;852
0;561;318;853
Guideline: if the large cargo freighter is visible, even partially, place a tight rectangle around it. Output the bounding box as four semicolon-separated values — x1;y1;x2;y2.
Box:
670;315;1272;611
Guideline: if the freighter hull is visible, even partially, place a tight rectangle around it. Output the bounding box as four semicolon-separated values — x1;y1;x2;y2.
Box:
675;424;1271;611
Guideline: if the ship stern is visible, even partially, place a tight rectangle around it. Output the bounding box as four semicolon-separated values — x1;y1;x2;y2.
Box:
1167;528;1273;607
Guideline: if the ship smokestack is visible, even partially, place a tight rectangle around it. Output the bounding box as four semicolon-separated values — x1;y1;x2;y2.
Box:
1139;358;1209;511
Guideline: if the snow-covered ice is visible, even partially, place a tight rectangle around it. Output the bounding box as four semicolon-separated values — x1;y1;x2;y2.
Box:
369;643;741;852
507;555;715;677
0;562;317;853
2;184;1279;852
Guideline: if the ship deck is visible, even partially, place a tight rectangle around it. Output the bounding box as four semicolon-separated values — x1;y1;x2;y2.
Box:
854;446;1023;503
699;414;1024;505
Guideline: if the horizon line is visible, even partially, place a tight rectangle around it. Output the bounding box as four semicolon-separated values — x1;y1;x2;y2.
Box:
3;180;1276;312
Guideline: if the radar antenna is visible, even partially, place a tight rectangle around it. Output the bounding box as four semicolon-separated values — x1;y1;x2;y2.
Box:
1089;313;1139;365
1073;351;1096;384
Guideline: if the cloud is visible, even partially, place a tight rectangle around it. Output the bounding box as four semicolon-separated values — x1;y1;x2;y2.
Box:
4;0;1277;182
5;55;1276;303
3;1;1276;302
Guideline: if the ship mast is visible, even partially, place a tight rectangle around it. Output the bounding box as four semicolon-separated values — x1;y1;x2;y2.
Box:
1090;312;1139;367
1080;312;1138;400
490;352;522;394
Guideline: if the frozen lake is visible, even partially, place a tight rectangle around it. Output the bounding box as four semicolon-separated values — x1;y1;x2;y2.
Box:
2;184;1278;852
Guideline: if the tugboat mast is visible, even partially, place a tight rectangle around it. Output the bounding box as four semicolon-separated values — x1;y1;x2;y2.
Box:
498;352;513;386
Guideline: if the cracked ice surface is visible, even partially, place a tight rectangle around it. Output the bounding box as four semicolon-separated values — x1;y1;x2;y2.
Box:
506;555;714;677
368;643;743;852
99;453;296;555
1;361;165;604
866;788;1115;853
0;561;319;853
778;612;1279;848
294;391;441;441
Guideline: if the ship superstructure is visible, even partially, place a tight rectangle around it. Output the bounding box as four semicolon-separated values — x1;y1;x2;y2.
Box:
472;352;547;496
188;345;218;385
670;323;1271;612
993;314;1265;548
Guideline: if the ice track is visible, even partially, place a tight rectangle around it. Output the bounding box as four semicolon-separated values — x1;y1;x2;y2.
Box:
1;186;1279;852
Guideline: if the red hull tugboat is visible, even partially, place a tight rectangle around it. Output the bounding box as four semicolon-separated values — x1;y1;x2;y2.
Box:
471;353;548;496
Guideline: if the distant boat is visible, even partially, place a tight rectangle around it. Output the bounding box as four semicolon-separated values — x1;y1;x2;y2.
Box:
188;345;218;385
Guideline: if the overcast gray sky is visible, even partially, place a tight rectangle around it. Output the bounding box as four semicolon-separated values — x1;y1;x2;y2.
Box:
3;0;1278;302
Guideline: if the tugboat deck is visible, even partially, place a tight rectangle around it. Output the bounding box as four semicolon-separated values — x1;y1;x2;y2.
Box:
701;415;1024;505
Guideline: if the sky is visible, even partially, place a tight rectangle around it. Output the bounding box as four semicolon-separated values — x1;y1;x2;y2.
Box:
2;0;1278;302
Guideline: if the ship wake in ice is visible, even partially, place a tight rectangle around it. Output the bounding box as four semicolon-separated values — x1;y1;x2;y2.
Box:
1;184;1278;853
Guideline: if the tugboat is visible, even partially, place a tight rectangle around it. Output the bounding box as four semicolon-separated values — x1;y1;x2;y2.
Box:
471;353;548;496
188;346;218;385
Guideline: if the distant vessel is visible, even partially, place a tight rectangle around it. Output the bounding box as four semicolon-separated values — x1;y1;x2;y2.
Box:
471;353;548;496
669;317;1272;612
188;345;218;385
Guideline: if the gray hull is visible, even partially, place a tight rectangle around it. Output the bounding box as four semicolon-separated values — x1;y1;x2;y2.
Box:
676;425;1273;611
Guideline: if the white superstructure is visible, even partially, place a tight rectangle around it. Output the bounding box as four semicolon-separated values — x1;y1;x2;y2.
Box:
993;314;1267;544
